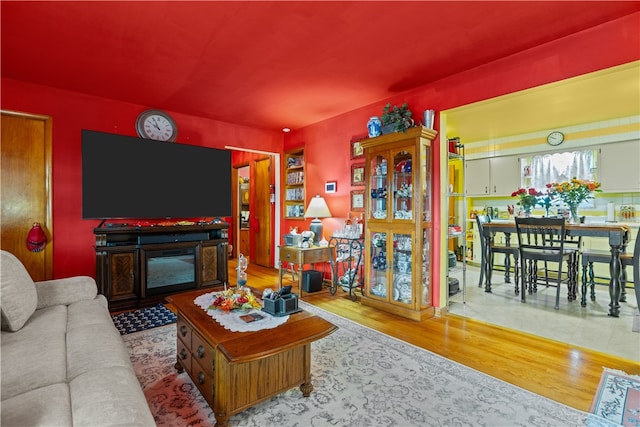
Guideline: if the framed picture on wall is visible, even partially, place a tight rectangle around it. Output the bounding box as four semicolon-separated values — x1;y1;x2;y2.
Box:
325;181;337;193
350;134;367;160
351;163;365;186
351;190;365;211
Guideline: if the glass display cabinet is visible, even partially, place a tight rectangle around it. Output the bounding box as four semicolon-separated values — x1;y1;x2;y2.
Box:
360;126;437;320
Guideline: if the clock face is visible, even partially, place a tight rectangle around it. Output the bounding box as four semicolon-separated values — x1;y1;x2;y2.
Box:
136;110;177;142
547;131;564;146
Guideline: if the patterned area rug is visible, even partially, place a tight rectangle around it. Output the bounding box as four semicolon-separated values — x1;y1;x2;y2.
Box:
590;368;640;426
111;303;176;335
122;302;616;426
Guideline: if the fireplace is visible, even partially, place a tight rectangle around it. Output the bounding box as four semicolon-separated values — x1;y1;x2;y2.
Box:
144;247;197;296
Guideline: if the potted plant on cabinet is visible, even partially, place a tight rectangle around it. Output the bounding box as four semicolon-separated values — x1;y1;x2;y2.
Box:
381;102;414;134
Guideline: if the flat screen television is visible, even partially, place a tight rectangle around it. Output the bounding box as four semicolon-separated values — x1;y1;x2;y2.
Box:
82;130;232;220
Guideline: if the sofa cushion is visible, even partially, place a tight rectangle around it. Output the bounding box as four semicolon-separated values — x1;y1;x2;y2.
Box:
35;276;98;310
70;367;156;427
1;326;67;400
1;383;72;427
1;250;38;332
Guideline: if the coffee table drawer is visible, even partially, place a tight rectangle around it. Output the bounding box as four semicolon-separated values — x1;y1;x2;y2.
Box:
177;316;192;346
191;329;215;371
176;339;192;373
191;357;214;404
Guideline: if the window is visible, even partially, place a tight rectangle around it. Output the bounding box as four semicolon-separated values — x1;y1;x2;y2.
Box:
521;149;598;206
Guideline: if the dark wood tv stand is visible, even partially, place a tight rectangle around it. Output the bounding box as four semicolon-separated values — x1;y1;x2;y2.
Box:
94;223;229;311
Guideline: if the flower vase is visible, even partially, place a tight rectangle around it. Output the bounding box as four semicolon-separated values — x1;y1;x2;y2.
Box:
568;205;580;224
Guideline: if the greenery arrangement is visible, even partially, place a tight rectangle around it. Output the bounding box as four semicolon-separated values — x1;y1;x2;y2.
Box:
381;102;414;133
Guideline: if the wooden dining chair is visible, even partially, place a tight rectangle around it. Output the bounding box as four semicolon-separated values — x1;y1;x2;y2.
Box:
476;215;519;294
581;226;639;316
515;217;576;309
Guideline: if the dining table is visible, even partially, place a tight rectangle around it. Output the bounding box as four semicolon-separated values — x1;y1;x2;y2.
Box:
481;221;631;317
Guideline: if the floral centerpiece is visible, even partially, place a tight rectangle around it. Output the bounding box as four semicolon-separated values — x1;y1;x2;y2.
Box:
548;178;601;223
208;287;262;312
511;187;542;216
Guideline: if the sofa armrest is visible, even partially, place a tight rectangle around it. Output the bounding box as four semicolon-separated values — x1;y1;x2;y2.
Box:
34;276;98;309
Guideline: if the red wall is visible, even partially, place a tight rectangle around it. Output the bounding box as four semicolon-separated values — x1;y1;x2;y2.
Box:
1;79;282;278
2;12;638;308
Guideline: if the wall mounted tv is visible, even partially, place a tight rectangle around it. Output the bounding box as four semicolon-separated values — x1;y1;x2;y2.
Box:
82;130;232;220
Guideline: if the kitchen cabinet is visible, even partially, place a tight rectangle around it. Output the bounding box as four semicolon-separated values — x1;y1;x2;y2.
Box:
599;141;640;192
466;156;520;196
359;126;436;321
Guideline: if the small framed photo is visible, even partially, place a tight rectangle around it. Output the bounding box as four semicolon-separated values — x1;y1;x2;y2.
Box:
351;163;365;186
325;181;337;193
350;134;367;160
351;189;365;211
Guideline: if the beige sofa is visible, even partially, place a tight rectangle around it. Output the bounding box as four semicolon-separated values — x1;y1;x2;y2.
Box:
1;250;155;426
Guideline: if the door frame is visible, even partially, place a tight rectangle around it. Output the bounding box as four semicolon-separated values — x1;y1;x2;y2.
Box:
225;145;281;267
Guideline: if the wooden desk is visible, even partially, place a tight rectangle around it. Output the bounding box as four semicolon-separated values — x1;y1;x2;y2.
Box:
278;245;333;296
482;221;630;317
167;289;337;427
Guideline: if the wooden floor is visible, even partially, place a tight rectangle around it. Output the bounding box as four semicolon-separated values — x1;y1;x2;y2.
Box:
222;258;639;413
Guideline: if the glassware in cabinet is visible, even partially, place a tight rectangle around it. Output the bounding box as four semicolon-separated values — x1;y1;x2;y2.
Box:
392;150;413;220
368;154;388;220
368;230;387;298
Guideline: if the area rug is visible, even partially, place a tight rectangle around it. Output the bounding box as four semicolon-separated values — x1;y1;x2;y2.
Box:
123;302;616;427
111;303;176;335
590;368;640;426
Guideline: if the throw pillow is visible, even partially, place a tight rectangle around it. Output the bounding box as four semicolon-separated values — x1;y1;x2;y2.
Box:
1;251;38;331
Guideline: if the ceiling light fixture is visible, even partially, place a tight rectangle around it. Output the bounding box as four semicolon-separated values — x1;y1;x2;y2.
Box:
282;127;291;133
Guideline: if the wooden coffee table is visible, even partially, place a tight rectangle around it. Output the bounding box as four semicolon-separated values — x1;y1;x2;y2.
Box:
166;289;337;427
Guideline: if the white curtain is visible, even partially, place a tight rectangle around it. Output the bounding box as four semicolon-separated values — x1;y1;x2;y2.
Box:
529;150;596;190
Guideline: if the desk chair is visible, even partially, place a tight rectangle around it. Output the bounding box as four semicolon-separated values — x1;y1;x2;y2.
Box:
476;215;519;294
515;217;576;310
581;227;639;317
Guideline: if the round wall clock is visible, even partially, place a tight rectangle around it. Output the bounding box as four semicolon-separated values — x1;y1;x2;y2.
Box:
136;109;178;142
546;131;565;146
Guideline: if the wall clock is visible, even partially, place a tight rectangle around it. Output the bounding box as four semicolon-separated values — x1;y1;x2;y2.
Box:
546;131;564;146
136;109;178;142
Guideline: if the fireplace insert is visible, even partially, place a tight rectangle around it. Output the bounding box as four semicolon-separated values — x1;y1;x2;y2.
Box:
144;247;197;296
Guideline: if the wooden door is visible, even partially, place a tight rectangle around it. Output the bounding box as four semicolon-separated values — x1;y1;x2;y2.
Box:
253;157;272;267
0;111;53;280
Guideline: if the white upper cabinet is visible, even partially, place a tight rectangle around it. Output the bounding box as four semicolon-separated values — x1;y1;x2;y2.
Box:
599;140;640;192
466;156;520;196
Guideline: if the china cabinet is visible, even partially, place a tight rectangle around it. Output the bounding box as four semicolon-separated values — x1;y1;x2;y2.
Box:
284;148;305;219
359;126;437;321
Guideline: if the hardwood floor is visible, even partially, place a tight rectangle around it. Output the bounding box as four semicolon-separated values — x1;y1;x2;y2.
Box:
225;258;639;413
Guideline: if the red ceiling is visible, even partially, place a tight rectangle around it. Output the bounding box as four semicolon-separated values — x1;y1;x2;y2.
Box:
2;1;639;131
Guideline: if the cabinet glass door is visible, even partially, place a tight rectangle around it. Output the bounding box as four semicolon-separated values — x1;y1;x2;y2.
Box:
392;150;413;220
368;231;387;298
420;141;431;222
391;232;413;305
368;154;388;220
421;228;431;307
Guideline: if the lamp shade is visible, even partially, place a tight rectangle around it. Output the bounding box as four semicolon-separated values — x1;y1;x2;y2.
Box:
304;195;331;245
304;195;332;219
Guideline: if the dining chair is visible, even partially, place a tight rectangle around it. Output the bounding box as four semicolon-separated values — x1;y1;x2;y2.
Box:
515;217;576;309
581;227;639;317
476;215;519;294
541;216;584;301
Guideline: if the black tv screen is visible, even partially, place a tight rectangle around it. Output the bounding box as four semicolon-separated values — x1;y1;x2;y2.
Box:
82;130;231;219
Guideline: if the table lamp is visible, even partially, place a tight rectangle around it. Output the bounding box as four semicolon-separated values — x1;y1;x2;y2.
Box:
304;195;332;245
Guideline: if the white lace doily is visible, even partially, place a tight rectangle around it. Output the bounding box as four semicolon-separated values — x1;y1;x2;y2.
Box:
194;292;289;332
